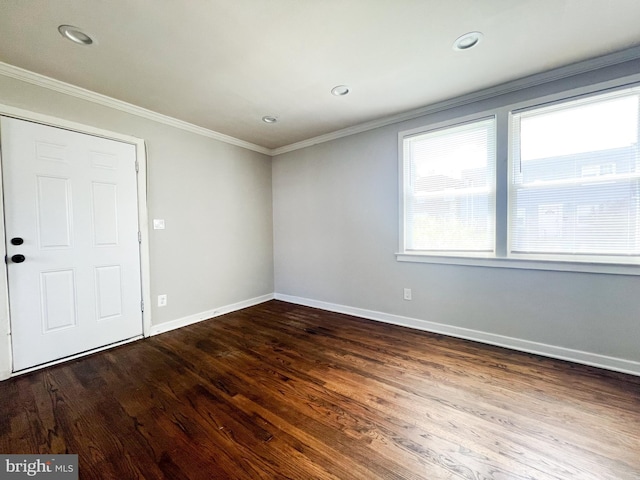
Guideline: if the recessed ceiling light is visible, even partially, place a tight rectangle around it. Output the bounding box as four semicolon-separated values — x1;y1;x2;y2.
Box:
262;116;278;124
331;85;350;96
453;31;483;51
58;25;93;45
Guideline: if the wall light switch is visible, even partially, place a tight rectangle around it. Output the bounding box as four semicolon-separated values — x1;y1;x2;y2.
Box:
153;219;165;230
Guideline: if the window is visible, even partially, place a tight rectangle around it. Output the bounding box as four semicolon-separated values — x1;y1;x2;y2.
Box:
401;117;496;255
510;88;640;262
399;83;640;272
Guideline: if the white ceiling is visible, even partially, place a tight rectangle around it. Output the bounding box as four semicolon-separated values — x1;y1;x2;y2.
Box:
1;0;640;151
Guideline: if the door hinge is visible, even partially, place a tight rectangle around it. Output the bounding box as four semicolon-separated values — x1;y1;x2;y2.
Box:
138;231;142;243
141;300;144;312
135;160;139;173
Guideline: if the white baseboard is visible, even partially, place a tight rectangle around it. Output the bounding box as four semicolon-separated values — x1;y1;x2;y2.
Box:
149;293;274;336
274;293;640;377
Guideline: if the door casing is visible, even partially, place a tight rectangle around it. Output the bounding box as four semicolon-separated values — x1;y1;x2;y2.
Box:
0;104;152;380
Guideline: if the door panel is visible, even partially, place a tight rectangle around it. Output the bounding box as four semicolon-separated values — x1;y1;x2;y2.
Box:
91;182;119;245
95;265;123;320
40;269;77;331
1;117;143;371
37;175;73;247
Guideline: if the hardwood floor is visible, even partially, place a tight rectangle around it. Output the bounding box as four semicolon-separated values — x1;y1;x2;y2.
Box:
1;300;639;479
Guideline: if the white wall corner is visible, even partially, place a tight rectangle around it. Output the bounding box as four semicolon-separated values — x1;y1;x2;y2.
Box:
149;293;275;336
274;293;640;377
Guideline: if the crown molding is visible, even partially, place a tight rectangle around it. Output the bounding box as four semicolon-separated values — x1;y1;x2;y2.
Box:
271;45;640;156
2;44;640;158
0;62;271;156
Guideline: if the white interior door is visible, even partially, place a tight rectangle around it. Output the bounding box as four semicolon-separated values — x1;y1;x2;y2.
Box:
1;117;143;371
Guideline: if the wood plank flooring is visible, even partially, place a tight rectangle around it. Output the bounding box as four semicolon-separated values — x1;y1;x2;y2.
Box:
1;300;639;479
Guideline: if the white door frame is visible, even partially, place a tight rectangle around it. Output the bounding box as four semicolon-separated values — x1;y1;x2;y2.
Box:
0;104;152;380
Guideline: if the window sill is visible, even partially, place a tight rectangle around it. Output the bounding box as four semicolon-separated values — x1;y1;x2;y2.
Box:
396;253;640;276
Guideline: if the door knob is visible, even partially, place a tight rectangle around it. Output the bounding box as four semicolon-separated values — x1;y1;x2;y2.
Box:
10;238;24;245
11;254;25;263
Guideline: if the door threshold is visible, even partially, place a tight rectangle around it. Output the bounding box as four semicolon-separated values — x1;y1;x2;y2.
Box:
11;335;143;378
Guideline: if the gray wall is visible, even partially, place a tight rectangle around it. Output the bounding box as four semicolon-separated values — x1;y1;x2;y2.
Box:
0;74;274;327
1;57;638;375
273;60;640;365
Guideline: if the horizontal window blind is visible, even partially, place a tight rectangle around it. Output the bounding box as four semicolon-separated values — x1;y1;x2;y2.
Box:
510;87;640;260
403;117;496;253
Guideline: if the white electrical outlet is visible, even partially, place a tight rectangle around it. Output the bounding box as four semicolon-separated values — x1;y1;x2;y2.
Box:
403;288;412;300
157;294;167;307
153;219;165;230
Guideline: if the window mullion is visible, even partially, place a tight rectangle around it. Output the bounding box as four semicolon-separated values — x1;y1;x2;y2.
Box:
495;109;510;258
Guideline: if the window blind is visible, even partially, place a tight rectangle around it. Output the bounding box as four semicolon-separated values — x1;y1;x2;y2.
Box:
510;88;640;260
403;117;496;253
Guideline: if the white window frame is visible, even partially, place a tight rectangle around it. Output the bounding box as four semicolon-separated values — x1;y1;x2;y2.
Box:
399;114;497;258
397;76;640;276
